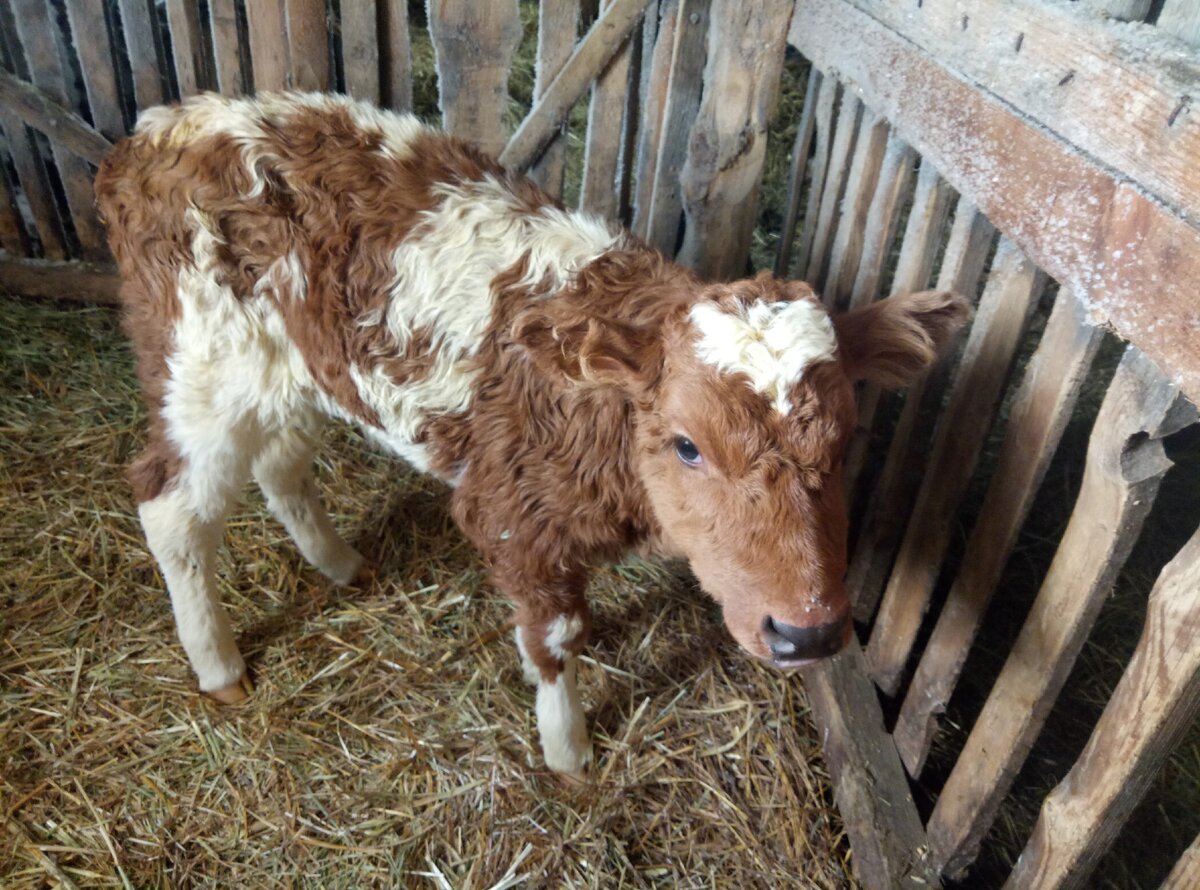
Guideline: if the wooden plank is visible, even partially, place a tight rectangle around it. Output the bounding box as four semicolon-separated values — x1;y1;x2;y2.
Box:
676;0;793;279
63;0;126;139
501;0;654;171
866;238;1044;696
0;70;113;165
847;132;916;308
341;0;379;101
926;347;1193;877
1082;0;1152;22
630;0;669;236
1003;525;1200;890
793;73;836;279
9;0;105;259
0;160;29;255
246;0;290;92
430;0;521;158
208;0;245;96
803;640;942;888
1157;1;1200;46
379;0;413;111
821;108;890;307
0;117;66;260
166;0;210;96
286;0;330;93
892;290;1103;778
1160;832;1200;890
791;0;1200;425
117;0;165;108
846;0;1200;225
529;0;581;198
0;257;120;304
773;66;820;278
580;0;636;219
846;198;992;623
804;90;859;288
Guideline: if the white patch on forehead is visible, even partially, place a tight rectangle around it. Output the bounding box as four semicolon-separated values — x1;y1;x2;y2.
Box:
689;297;838;414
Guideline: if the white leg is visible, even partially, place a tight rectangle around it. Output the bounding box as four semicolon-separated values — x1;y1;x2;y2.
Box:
514;626;542;686
536;657;590;775
140;485;246;694
252;430;363;584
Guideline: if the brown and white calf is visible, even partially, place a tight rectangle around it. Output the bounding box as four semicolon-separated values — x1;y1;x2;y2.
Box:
95;92;967;775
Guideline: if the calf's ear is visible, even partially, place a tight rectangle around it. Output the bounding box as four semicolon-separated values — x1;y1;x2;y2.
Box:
833;289;970;389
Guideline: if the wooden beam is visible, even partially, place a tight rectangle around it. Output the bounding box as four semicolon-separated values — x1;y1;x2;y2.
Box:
1161;831;1200;890
117;0;165;109
790;0;1200;409
529;0;582;198
580;0;636;220
285;0;331;93
246;0;290;92
0;71;112;166
64;0;126;139
166;0;211;96
926;347;1193;877
380;0;413;111
0;257;120;304
208;0;246;96
802;640;942;888
341;0;380;102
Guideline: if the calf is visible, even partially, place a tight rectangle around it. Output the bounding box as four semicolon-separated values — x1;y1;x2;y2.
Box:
95;92;967;776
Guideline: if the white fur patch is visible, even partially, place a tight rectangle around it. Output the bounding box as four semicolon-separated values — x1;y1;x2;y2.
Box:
689;298;838;414
514;626;542;686
544;613;585;661
536;660;590;773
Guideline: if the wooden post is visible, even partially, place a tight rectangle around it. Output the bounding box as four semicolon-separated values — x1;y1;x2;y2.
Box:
891;290;1102;777
117;0;165;109
676;0;793;279
926;347;1194;877
286;0;330;93
380;0;413;111
0;72;113;165
866;238;1044;696
341;0;381;102
208;0;246;96
1004;523;1200;890
246;0;291;92
64;0;126;139
165;0;211;97
1161;832;1200;890
773;67;820;278
529;0;582;198
580;0;636;219
430;0;522;159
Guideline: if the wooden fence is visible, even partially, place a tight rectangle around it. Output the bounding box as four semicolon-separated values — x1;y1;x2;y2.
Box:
1;0;1198;887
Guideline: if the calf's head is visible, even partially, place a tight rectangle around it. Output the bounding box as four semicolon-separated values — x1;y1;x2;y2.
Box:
518;274;968;667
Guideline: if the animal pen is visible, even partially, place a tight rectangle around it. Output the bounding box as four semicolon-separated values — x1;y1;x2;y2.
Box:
0;0;1198;887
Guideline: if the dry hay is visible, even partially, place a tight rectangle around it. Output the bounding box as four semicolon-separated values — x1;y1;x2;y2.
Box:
0;294;854;889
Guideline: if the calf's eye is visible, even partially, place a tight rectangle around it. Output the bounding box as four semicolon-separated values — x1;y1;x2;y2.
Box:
673;436;703;467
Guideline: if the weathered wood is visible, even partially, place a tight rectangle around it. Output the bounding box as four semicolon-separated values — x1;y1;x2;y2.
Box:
431;0;522;159
580;0;635;219
285;0;330;92
791;0;1200;417
630;0;708;252
793;73;836;279
341;0;380;102
1082;0;1152;22
927;347;1193;877
166;0;210;96
1161;831;1200;890
0;117;66;260
773;67;820;278
892;290;1103;778
63;0;126;139
821;108;890;308
0;165;28;255
0;257;120;304
9;0;106;258
847;198;992;623
866;238;1044;696
847;132;916;308
501;0;653;172
1004;521;1200;889
846;0;1200;225
0;71;113;166
804;90;859;288
246;0;290;92
529;0;581;198
117;0;165;108
208;0;245;96
802;640;942;889
676;0;793;279
1157;1;1200;45
379;0;413;111
630;0;669;235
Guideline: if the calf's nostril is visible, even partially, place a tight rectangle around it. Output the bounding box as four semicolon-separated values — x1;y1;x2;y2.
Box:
762;614;848;661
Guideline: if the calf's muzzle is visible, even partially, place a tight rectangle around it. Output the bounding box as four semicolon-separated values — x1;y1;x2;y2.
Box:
762;614;851;666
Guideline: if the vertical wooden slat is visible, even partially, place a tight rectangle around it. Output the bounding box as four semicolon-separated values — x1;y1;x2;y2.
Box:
286;0;330;93
1160;832;1200;890
793;73;836;277
676;0;792;279
380;0;413;111
847;133;917;307
341;0;379;101
208;0;245;96
246;0;290;92
866;237;1044;696
773;67;820;277
165;0;210;97
1157;1;1200;45
529;0;581;197
429;0;522;158
926;347;1193;878
891;290;1103;778
117;0;165;108
9;0;105;258
804;90;859;287
822;109;890;307
63;0;126;139
847;198;992;622
1004;520;1200;889
580;0;635;219
0;160;28;254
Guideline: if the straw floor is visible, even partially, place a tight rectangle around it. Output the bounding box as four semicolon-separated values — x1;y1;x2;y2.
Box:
0;294;854;888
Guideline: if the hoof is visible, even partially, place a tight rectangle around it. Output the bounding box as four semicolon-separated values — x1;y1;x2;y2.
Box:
206;672;254;705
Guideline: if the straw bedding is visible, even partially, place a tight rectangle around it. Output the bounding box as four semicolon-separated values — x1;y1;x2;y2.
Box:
0;294;854;888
